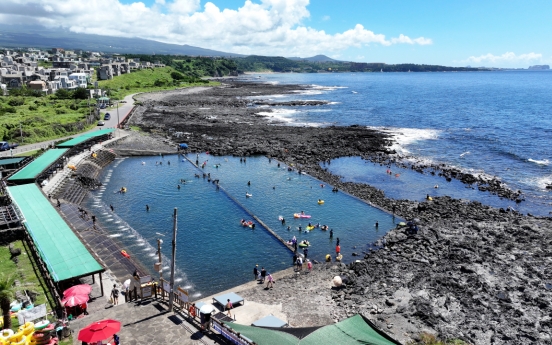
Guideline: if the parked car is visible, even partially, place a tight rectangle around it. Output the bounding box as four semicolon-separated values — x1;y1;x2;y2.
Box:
0;141;18;151
97;121;105;126
104;113;111;120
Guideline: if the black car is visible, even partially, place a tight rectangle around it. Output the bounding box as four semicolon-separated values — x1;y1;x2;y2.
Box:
104;113;111;120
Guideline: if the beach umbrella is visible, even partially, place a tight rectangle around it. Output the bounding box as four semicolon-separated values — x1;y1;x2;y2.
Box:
61;294;89;307
63;284;92;297
199;304;215;314
78;319;121;343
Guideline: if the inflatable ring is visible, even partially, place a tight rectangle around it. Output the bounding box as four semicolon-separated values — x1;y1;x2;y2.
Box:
7;331;25;343
33;320;50;331
0;329;14;340
121;250;130;259
19;321;34;335
318;200;324;204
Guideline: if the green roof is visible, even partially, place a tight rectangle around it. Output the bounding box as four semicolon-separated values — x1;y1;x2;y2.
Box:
224;315;400;345
8;149;68;182
56;129;115;148
0;157;26;166
7;184;104;282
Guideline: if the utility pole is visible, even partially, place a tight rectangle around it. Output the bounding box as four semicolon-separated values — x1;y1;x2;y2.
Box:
168;207;178;312
157;238;163;281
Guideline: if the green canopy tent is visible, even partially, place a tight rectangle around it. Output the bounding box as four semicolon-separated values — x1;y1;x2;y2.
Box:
219;314;401;345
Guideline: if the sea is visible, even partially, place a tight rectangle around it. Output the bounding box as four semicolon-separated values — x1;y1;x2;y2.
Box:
86;71;552;299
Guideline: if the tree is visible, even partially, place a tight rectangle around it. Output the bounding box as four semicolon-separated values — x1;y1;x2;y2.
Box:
55;89;70;99
72;87;89;100
0;274;16;330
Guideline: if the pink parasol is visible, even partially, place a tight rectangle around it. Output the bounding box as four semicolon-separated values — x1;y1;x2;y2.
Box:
61;293;89;307
63;284;92;297
78;319;121;343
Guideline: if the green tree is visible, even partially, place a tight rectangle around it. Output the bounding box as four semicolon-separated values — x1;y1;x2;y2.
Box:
55;89;70;99
0;274;16;330
72;87;89;100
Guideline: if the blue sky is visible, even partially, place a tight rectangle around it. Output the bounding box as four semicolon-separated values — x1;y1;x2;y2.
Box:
2;0;551;67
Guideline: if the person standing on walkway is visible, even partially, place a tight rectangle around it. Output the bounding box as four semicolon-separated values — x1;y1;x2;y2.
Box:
260;267;266;283
303;247;309;260
266;273;274;289
111;284;119;305
296;256;303;271
225;299;233;318
307;259;313;272
91;215;96;229
253;265;259;281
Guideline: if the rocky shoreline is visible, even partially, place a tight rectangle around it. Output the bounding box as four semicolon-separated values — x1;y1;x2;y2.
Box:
125;82;552;344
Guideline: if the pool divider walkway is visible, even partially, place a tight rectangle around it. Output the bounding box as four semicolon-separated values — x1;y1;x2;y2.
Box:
181;154;295;253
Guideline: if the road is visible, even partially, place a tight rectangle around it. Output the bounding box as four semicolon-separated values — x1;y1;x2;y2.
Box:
0;93;137;158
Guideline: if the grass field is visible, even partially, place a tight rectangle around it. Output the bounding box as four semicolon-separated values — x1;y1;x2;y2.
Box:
98;66;219;99
0;240;56;330
0;95;97;144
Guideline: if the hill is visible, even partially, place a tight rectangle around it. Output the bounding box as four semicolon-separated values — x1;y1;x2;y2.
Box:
0;24;243;57
287;54;342;62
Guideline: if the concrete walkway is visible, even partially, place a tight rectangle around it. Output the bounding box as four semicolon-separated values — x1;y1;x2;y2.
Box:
69;298;225;345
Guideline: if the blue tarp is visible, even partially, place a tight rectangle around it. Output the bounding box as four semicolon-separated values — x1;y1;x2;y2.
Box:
179;143;189;149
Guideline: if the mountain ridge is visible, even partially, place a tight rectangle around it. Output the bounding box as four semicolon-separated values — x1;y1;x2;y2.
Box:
0;24;244;57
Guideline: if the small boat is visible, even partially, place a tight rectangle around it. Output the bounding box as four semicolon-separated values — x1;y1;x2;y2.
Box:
246;193;252;198
121;250;130;258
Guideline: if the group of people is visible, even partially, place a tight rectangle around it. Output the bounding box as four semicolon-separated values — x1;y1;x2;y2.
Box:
253;265;275;289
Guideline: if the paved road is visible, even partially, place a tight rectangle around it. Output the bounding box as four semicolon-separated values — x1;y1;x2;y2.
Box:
0;93;137;158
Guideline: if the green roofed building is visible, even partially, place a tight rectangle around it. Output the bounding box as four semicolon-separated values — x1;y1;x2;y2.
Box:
56;129;115;148
218;314;401;345
7;184;104;282
8;148;68;184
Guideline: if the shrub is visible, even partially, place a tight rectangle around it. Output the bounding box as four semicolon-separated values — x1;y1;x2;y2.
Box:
55;108;67;114
8;97;25;106
28;105;38;111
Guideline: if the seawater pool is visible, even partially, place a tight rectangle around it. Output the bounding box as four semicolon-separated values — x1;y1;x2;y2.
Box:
86;154;397;298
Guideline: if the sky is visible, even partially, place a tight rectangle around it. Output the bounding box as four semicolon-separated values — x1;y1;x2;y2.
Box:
1;0;551;67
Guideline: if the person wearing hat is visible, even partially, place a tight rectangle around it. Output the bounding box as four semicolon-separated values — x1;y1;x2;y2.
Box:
253;265;259;281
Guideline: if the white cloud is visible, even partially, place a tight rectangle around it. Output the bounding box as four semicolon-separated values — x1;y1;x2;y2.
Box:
465;52;542;64
390;34;432;45
0;0;432;56
322;15;330;21
168;0;200;14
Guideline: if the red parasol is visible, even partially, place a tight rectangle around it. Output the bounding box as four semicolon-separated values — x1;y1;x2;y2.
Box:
61;294;89;307
63;284;92;297
78;319;121;343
